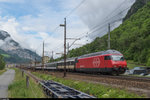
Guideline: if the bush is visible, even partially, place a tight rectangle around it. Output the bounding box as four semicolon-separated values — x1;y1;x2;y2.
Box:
0;55;5;70
146;58;150;66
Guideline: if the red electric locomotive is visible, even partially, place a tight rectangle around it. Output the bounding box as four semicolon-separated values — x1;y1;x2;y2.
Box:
75;50;127;75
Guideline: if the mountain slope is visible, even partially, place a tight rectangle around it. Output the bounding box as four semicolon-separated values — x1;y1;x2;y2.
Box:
68;1;150;65
0;30;41;63
123;0;150;21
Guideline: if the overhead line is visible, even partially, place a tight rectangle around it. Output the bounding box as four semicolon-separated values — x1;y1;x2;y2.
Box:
36;0;132;58
90;0;127;30
36;0;86;55
66;6;131;50
65;0;86;18
66;0;131;41
77;6;131;40
88;6;131;36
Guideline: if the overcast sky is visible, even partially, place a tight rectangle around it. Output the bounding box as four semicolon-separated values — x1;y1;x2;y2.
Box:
0;0;135;58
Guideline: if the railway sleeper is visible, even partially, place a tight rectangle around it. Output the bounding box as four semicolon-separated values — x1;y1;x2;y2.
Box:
39;80;96;98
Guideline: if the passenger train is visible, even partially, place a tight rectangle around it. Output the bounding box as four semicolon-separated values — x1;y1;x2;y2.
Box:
26;50;128;75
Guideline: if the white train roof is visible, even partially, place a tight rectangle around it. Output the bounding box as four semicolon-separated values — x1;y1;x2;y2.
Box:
78;50;122;59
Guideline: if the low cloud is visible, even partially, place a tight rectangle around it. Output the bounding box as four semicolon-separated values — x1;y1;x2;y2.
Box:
77;0;135;39
0;40;5;47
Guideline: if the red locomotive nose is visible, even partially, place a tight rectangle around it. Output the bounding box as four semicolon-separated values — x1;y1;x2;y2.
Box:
111;55;127;69
112;61;127;68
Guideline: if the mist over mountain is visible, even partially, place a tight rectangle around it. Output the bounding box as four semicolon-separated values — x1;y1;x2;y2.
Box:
124;0;150;21
77;0;135;40
0;30;41;63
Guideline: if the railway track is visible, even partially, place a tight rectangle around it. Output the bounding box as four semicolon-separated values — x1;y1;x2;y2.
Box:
32;69;150;83
26;69;149;89
21;66;150;83
66;72;150;82
21;69;96;98
25;68;150;88
44;71;150;97
22;68;150;97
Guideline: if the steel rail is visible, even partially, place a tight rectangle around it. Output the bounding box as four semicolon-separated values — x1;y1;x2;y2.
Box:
21;68;96;98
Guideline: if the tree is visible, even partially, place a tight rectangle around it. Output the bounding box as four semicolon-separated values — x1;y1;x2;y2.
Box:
0;55;5;70
146;58;150;66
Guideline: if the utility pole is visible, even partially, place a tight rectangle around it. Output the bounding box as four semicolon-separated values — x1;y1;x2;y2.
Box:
35;50;36;70
30;53;31;68
60;18;67;77
67;43;69;56
26;76;29;88
50;51;54;62
42;41;45;71
108;23;111;49
52;51;53;60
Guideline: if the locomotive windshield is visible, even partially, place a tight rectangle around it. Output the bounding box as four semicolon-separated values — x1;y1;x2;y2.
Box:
111;55;124;61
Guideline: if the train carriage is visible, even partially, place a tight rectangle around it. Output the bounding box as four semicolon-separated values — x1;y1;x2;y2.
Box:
57;57;76;71
45;62;57;70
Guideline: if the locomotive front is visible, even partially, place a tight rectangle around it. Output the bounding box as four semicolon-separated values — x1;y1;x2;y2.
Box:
110;54;128;74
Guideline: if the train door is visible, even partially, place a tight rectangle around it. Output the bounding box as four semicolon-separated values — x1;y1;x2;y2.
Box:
104;56;108;70
104;56;111;72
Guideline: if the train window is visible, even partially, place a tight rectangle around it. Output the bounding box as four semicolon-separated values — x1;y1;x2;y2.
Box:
67;62;69;65
111;55;125;61
75;58;78;63
104;56;111;60
71;62;74;65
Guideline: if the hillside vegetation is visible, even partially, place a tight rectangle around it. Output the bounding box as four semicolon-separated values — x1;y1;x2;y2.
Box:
123;0;150;21
0;54;5;70
0;49;30;63
68;1;150;66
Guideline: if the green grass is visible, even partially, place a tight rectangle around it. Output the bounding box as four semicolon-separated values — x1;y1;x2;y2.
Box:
0;69;7;75
127;60;146;69
32;72;145;98
8;68;46;98
126;60;150;78
1;54;10;58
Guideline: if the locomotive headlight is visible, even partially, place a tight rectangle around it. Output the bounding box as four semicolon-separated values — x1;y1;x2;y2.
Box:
114;65;117;68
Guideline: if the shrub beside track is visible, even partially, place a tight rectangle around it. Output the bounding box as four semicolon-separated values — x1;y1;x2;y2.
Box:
8;68;46;98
